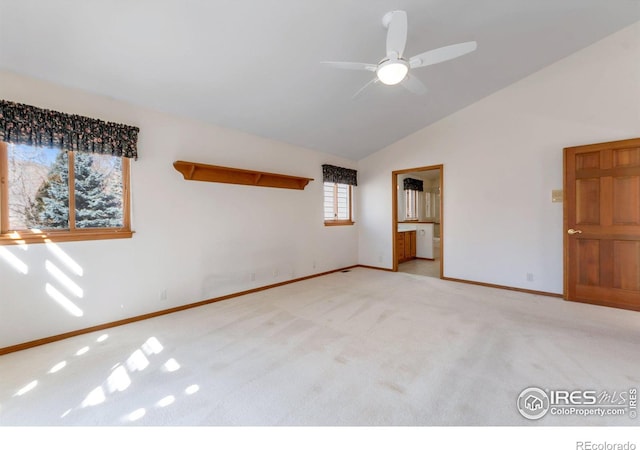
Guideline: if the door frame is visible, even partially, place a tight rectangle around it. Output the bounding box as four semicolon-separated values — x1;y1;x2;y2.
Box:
392;165;444;275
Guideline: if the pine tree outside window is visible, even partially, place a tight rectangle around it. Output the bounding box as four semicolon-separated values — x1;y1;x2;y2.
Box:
0;142;131;244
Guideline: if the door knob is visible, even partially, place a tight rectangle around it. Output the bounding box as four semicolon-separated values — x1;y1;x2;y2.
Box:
567;228;583;235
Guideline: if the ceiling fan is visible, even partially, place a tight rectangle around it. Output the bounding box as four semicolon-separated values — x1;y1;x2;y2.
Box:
322;10;477;99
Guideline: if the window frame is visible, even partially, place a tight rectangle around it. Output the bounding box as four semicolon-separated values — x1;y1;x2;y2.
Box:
0;141;133;245
323;181;354;226
405;189;419;221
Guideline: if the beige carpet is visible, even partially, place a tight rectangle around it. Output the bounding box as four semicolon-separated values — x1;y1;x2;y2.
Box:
1;267;639;426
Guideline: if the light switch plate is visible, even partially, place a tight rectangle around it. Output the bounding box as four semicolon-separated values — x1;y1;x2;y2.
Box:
552;189;563;203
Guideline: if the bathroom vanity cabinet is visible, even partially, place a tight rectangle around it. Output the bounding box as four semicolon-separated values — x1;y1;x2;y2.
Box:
397;230;416;262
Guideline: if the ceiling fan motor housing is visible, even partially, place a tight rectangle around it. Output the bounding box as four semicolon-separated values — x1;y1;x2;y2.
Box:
382;10;402;29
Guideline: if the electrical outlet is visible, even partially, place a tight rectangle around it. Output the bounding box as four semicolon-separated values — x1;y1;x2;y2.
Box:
159;289;168;301
273;268;278;277
526;273;534;282
250;272;256;282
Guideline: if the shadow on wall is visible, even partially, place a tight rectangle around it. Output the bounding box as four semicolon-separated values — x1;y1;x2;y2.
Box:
1;233;86;318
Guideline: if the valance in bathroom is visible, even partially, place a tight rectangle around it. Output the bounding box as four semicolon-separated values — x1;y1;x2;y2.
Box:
403;177;423;191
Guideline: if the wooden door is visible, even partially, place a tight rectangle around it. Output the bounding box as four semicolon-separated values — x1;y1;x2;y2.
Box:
564;138;640;311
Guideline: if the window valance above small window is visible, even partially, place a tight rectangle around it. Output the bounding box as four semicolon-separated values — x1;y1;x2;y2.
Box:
0;99;139;159
322;164;357;186
403;178;423;191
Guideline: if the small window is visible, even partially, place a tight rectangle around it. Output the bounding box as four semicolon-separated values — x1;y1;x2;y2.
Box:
323;182;353;226
405;189;418;220
0;142;132;244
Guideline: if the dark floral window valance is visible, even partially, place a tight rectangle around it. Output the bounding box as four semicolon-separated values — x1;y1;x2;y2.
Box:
403;178;423;191
0;100;139;159
322;164;357;186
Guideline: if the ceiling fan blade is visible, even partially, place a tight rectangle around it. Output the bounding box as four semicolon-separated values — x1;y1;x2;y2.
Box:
352;78;378;100
401;73;427;95
409;41;477;69
385;10;407;58
321;61;377;72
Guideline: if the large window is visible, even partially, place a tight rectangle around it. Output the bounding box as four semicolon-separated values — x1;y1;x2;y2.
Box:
0;142;131;244
323;182;353;225
0;99;138;245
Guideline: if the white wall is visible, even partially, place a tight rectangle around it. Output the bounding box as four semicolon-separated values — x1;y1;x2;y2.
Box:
0;71;358;348
358;22;640;293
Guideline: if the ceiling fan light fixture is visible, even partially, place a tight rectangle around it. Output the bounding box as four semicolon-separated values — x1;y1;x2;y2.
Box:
323;10;477;97
376;59;409;85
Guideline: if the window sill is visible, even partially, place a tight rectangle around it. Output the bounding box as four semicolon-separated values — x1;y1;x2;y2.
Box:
0;229;134;246
324;220;355;227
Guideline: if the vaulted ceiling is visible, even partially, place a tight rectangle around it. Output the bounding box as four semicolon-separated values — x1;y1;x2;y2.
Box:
1;1;638;160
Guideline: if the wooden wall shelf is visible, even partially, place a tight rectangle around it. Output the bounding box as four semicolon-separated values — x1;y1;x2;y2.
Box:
173;160;314;190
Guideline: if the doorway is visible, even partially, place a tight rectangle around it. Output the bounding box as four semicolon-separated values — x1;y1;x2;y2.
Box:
392;165;443;278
